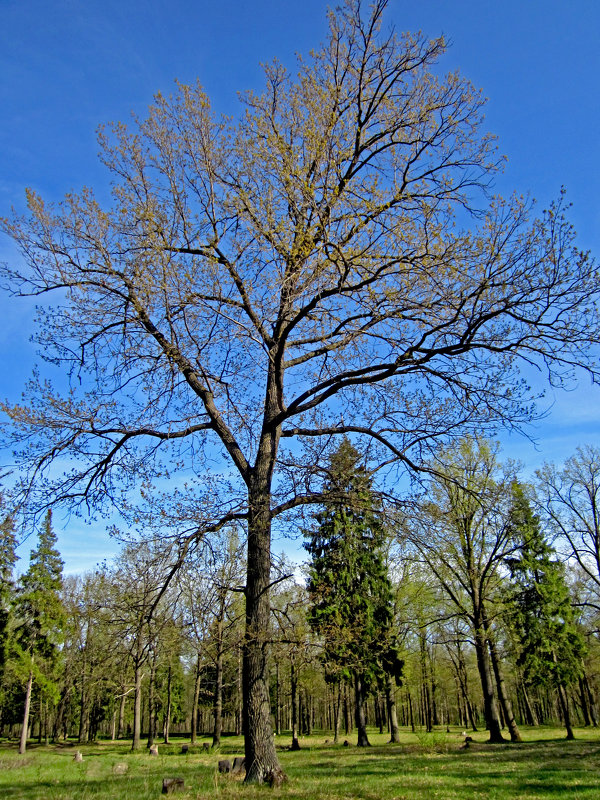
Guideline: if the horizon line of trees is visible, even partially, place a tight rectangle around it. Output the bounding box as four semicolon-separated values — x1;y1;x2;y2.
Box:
1;439;599;751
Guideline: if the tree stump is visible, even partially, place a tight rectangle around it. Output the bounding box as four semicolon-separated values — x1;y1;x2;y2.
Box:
218;759;231;773
149;744;159;756
232;756;246;774
73;751;83;762
180;744;189;754
202;742;210;752
162;777;185;794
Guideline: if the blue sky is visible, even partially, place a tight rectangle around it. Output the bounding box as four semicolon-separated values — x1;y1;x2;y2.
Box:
1;0;599;573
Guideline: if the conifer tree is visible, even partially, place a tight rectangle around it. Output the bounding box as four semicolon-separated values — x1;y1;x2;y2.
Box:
305;439;400;747
14;510;65;753
0;504;18;686
505;483;585;739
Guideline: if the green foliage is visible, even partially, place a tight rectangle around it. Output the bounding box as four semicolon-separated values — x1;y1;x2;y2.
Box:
505;483;585;690
0;504;18;682
305;439;400;689
12;510;66;695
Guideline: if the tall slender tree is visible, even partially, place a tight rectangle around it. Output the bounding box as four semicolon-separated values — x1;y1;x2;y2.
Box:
305;439;400;747
505;482;585;739
0;503;18;688
13;510;65;753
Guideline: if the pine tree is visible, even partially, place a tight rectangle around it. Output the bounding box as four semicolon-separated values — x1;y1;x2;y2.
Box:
505;482;585;739
14;510;65;753
305;439;401;746
0;505;18;685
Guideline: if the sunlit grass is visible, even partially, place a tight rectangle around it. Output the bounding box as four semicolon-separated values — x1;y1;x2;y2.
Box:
1;726;600;799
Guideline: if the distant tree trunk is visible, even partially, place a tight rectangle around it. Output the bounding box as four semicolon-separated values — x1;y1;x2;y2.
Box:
419;631;433;732
557;682;575;740
386;676;400;743
453;642;478;731
117;686;127;739
190;653;202;745
354;674;370;747
582;670;599;726
520;680;539;726
484;614;522;742
19;668;34;755
333;682;342;743
212;635;224;747
408;691;415;733
290;658;300;750
473;621;504;743
275;661;281;735
343;683;351;735
131;663;143;751
147;655;157;748
236;643;243;736
163;664;172;743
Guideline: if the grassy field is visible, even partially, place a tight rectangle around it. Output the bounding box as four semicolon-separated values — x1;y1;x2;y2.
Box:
2;726;600;800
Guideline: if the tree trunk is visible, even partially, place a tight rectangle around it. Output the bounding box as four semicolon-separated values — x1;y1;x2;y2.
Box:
117;686;127;739
147;655;157;748
190;653;202;745
581;668;598;726
557;682;575;740
275;660;281;735
333;682;342;743
212;624;223;747
243;468;283;783
343;683;351;735
483;612;522;742
473;622;504;743
385;675;400;743
163;664;172;743
19;668;34;755
520;679;539;726
131;663;143;751
354;674;370;747
290;658;300;750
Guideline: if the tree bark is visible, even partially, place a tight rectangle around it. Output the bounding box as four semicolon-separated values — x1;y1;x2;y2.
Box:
147;654;157;748
557;683;575;740
385;675;400;743
354;674;370;747
190;653;202;745
473;622;504;743
290;657;300;750
333;682;342;743
243;466;283;783
19;668;34;755
131;663;143;751
212;620;224;747
163;664;172;744
484;618;522;742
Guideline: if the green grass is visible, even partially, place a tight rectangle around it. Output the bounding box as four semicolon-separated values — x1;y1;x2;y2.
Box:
2;726;600;799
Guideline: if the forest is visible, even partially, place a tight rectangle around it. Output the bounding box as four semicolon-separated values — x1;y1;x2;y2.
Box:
1;437;599;761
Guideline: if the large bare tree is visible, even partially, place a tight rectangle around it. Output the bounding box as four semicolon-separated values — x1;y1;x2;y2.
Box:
1;0;599;780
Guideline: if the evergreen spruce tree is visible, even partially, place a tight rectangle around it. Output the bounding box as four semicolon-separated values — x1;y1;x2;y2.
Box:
505;482;585;739
14;510;66;753
0;504;18;691
305;439;401;746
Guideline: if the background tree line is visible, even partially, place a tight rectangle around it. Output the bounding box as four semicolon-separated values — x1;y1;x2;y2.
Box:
1;440;600;751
